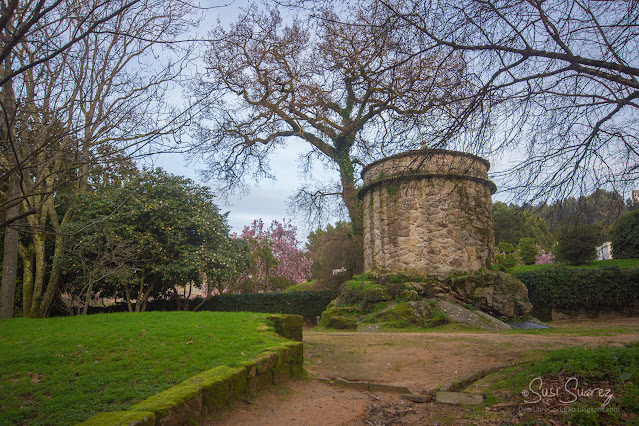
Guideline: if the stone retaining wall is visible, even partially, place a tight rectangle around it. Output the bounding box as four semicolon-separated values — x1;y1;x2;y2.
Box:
359;149;496;277
78;314;304;426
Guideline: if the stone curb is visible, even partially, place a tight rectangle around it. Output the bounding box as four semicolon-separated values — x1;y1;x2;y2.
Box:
315;376;411;394
78;315;304;426
401;393;434;403
439;364;507;392
436;391;484;405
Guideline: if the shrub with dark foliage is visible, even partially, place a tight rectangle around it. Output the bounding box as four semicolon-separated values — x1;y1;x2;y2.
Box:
554;224;601;265
515;266;639;312
611;210;639;259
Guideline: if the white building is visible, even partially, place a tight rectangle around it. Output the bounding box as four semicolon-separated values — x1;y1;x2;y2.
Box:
596;241;613;261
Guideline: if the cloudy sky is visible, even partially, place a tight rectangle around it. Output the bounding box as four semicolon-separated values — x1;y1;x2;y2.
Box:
153;143;327;244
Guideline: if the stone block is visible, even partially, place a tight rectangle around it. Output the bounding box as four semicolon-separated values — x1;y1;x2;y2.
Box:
334;377;370;391
368;383;411;394
255;351;278;374
401;393;434;403
132;383;203;426
436;391;484;405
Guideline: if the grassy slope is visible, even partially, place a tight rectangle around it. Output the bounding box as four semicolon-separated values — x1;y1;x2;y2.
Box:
510;258;639;273
0;311;286;425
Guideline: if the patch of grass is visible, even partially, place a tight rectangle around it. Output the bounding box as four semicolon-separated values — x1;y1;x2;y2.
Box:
281;280;318;293
504;323;639;336
470;342;639;424
510;258;639;273
0;311;287;425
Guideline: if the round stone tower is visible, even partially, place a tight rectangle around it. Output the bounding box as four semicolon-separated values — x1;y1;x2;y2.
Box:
358;149;496;277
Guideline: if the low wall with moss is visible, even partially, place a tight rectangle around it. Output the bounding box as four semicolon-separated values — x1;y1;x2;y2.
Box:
78;314;304;426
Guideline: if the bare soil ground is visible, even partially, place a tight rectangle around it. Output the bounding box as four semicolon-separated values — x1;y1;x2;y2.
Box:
201;318;639;425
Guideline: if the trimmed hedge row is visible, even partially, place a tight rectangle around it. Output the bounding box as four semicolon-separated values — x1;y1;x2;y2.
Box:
87;290;336;322
514;265;639;313
197;290;336;322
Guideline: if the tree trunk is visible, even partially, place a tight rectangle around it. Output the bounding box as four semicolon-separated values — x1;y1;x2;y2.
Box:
124;286;133;312
35;192;71;318
19;243;34;317
39;224;66;317
27;230;46;317
337;152;363;235
0;57;19;319
82;282;93;315
0;173;20;318
342;179;363;235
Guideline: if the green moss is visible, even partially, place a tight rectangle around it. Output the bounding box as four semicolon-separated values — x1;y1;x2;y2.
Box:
340;280;391;307
265;314;303;341
131;383;201;416
428;310;450;327
401;289;420;300
188;366;248;411
184;365;243;389
78;411;156;426
318;306;361;329
375;172;387;182
326;316;358;329
361;301;438;329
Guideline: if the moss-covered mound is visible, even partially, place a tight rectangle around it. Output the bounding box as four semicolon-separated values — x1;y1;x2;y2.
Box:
319;270;532;330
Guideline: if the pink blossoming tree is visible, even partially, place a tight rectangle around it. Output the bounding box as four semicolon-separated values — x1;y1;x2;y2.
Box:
232;219;312;293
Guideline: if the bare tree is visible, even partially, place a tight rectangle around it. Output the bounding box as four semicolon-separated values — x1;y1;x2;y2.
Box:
378;0;639;203
0;0;150;92
0;0;198;318
191;5;472;233
59;224;138;316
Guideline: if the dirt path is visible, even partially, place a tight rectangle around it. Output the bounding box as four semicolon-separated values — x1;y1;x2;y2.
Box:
201;318;639;425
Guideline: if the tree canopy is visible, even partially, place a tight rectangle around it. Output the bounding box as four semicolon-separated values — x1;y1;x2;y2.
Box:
61;169;247;313
191;5;472;233
306;221;363;289
493;202;553;249
377;0;639;202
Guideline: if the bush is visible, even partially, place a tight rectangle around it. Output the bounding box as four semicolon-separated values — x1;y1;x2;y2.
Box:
554;224;601;265
306;222;363;290
517;237;538;265
514;265;639;312
611;210;639;259
494;242;517;271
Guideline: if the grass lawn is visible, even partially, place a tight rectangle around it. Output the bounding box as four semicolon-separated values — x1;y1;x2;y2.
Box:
0;311;287;425
510;258;639;273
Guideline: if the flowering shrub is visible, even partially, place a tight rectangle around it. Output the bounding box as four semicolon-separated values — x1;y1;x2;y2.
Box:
535;246;555;264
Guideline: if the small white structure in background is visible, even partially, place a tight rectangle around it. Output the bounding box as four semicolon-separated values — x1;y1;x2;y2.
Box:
332;267;347;275
596;242;613;260
632;190;639;203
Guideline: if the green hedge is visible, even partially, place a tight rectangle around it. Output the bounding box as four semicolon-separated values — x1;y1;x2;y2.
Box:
197;290;336;322
514;265;639;313
86;291;336;322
